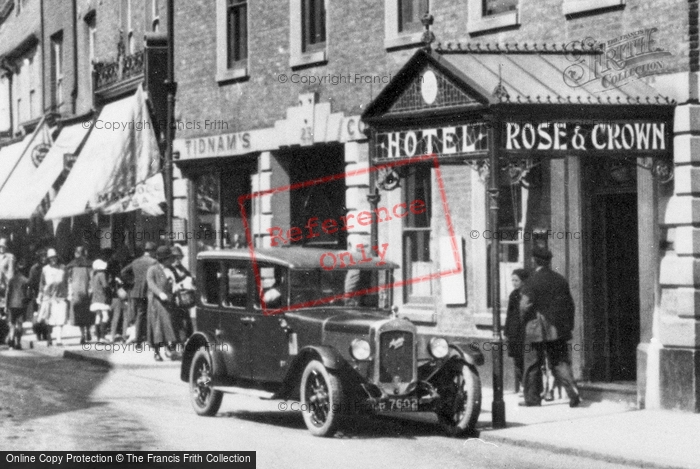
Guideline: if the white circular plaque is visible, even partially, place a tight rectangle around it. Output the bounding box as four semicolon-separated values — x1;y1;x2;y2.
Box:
421;70;438;105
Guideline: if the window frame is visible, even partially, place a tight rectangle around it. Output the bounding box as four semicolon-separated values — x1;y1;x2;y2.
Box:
200;260;224;307
467;0;520;35
384;0;427;51
50;32;64;111
289;0;327;68
216;0;249;83
562;0;625;16
222;259;250;310
402;164;433;305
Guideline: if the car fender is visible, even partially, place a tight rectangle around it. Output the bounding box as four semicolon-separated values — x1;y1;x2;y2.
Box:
448;343;484;367
180;332;226;382
274;345;347;400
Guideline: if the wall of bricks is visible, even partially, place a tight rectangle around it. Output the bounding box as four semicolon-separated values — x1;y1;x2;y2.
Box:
174;0;691;140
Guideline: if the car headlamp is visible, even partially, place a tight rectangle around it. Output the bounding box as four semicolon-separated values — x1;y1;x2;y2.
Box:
428;337;449;359
350;339;371;361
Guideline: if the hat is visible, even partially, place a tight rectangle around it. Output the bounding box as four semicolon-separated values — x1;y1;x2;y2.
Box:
144;241;157;252
531;246;553;262
92;259;107;271
46;248;58;258
171;245;184;257
155;245;173;261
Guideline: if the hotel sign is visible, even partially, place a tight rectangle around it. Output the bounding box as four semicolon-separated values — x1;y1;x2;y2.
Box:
375;123;489;161
504;121;669;153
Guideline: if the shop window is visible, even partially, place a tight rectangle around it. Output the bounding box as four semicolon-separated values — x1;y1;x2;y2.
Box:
384;0;428;50
289;0;327;68
201;261;221;306
50;32;63;111
216;0;248;82
403;165;432;303
195;171;222;251
224;261;248;308
467;0;519;34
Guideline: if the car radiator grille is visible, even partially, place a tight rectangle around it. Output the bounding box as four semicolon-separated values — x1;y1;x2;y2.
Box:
379;331;413;383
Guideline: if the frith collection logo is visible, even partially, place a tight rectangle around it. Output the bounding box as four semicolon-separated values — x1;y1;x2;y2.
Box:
563;28;672;91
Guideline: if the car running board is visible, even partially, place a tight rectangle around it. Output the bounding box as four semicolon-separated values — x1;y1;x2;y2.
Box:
212;386;276;400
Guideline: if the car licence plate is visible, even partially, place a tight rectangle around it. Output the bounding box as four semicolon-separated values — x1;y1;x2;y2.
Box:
374;398;418;412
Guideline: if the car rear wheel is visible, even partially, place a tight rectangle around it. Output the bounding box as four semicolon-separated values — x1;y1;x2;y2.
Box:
189;348;223;416
300;360;343;437
436;363;482;437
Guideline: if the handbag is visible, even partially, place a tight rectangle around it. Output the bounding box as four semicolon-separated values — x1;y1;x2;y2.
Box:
175;289;196;308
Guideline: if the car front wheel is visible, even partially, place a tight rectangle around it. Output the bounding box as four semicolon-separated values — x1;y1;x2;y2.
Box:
300;360;343;437
436;363;482;437
189;348;223;416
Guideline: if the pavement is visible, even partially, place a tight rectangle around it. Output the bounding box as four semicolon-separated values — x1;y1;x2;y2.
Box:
10;323;700;469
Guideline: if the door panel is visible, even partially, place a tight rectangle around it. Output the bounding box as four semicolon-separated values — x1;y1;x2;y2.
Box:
249;265;290;383
219;261;253;380
590;192;639;382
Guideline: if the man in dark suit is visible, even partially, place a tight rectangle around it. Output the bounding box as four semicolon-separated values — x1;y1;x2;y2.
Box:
121;241;157;345
520;246;581;407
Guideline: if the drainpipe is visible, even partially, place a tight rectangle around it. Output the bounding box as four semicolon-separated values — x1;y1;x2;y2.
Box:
40;0;45;115
163;0;176;246
71;0;78;115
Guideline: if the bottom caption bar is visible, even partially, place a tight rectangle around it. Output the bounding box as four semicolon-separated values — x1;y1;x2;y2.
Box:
3;452;256;468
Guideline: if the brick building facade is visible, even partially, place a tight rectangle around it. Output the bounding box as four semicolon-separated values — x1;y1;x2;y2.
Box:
171;0;700;412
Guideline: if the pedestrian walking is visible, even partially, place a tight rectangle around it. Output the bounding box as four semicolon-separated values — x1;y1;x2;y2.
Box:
66;246;93;344
146;246;178;361
37;249;68;346
28;248;48;341
104;248;128;342
0;237;16;317
519;246;581;407
90;259;112;343
505;268;529;394
120;241;157;345
168;245;194;345
5;259;30;349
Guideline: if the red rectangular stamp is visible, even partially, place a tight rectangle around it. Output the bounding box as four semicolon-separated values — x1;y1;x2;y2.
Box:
238;153;461;315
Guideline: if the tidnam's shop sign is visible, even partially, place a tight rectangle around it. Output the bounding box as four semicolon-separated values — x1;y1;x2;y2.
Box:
504;121;668;153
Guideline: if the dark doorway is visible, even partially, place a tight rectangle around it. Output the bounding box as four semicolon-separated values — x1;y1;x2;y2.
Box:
586;160;639;382
287;144;346;249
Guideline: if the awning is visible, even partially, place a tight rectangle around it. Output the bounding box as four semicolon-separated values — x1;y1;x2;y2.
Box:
0;123;88;219
0;135;38;192
45;85;164;220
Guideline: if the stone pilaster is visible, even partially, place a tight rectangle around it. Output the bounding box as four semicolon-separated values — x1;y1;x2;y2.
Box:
344;141;371;249
657;104;700;412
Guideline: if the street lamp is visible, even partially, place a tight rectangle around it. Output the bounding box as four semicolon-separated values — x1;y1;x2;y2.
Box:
488;116;506;428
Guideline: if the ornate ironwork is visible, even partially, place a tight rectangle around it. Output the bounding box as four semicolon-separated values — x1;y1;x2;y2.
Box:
375;167;401;191
93;31;145;91
467;158;490;183
638;158;674;184
421;13;435;49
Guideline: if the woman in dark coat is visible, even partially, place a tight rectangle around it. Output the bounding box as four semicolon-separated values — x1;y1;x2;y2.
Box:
168;245;194;344
505;268;529;393
66;246;92;344
146;246;178;361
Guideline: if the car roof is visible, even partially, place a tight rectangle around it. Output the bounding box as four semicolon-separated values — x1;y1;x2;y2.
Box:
197;247;398;270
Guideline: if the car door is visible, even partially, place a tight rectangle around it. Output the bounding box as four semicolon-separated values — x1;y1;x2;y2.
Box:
249;264;290;383
218;259;253;380
195;259;222;339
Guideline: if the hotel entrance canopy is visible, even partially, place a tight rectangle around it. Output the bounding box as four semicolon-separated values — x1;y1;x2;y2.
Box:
362;45;674;166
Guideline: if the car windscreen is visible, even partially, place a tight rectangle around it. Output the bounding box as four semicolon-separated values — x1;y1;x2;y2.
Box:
289;269;392;309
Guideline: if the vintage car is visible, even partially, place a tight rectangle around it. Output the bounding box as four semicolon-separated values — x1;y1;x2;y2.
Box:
181;247;483;437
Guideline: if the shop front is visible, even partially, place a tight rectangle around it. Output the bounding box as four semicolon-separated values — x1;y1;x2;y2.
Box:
362;45;675;406
174;93;369;270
